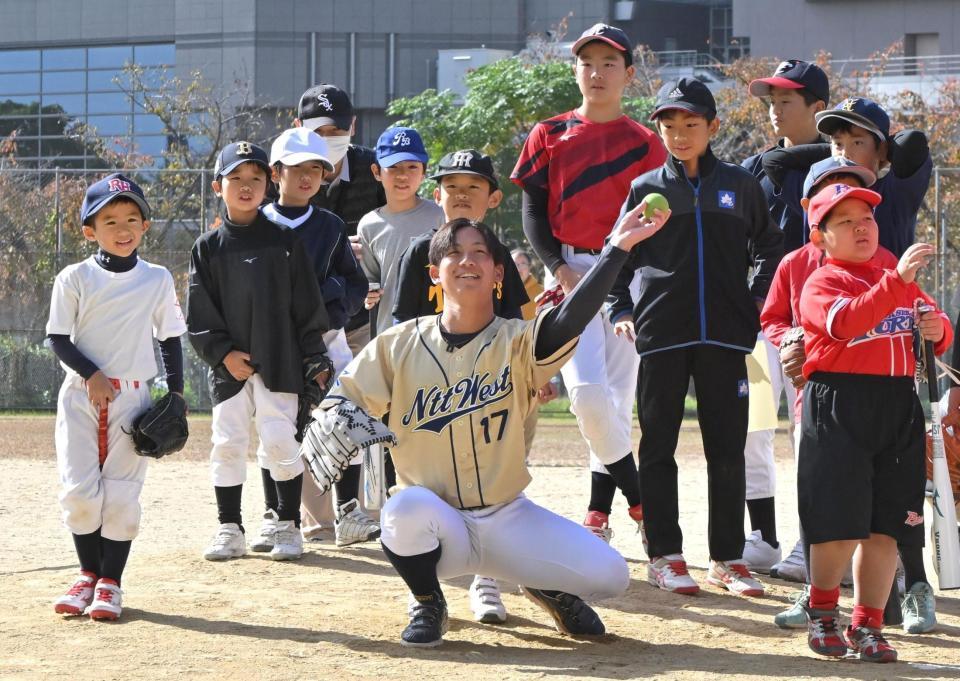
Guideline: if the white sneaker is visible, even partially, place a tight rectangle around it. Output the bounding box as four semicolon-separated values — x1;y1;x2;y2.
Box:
770;539;807;583
270;520;304;561
53;571;97;615
470;576;507;624
87;578;123;620
335;499;381;547
647;554;700;594
742;530;782;574
707;559;765;597
251;509;278;552
203;523;246;561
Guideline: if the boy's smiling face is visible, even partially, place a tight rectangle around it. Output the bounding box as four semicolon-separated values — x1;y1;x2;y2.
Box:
429;225;503;303
82;199;149;257
374;161;426;204
433;173;502;222
656;109;718;164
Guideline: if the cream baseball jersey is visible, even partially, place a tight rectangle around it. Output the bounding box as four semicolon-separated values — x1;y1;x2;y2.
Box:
328;313;577;509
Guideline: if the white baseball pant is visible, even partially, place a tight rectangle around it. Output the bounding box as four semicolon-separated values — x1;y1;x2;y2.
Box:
545;246;641;473
211;373;302;486
56;375;152;540
381;486;629;600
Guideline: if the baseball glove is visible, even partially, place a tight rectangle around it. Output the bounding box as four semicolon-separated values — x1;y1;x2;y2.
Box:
778;326;806;389
295;353;335;442
127;392;189;458
300;399;397;492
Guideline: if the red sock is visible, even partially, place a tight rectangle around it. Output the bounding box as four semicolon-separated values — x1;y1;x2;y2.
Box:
851;604;884;630
809;585;840;611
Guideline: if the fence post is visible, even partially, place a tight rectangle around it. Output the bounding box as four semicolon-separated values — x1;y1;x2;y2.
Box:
54;167;62;273
935;167;944;309
200;169;206;233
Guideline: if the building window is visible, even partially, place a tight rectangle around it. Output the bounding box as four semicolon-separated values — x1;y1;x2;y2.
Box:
904;32;939;75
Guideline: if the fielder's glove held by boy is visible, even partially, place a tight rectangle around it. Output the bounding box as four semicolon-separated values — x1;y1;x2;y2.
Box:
299;400;397;491
126;392;189;458
778;326;806;388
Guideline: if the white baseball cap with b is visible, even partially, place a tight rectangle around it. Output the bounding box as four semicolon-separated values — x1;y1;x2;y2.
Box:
270;128;334;170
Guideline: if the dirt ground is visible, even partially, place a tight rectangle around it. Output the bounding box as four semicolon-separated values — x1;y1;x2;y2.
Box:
3;414;960;681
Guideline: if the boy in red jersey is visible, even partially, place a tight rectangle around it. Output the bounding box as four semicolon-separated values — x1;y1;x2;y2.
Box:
511;23;667;541
797;183;951;663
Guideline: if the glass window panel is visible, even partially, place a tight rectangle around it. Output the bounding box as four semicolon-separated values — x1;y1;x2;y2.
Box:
42;48;85;70
0;49;41;72
87;114;131;136
188;135;213;155
87;70;123;92
12;138;38;156
134;44;175;66
134;114;164;134
135;135;166;158
0;71;40;95
88;46;131;69
40;114;79;135
0;96;40;114
42;93;85;115
0;117;38;137
87;92;129;114
135;67;165;90
42;71;85;93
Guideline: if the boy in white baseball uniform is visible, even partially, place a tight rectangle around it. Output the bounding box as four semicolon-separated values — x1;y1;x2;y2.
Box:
320;203;667;647
49;174;186;620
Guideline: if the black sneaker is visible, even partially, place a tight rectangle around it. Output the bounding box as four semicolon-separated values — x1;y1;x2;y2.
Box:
401;592;448;648
521;587;605;636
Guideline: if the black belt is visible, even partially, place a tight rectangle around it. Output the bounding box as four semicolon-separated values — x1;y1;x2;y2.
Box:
572;246;602;255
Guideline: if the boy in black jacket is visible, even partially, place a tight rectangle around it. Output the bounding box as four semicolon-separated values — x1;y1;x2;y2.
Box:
188;142;331;563
609;78;783;597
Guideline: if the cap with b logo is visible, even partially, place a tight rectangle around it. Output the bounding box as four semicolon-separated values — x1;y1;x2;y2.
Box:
651;77;717;120
214;141;271;178
430;149;499;190
807;182;882;230
748;60;829;104
803;157;877;200
376;126;429;167
270;128;334;171
816;97;890;142
81;172;151;223
298;84;354;132
571;23;633;66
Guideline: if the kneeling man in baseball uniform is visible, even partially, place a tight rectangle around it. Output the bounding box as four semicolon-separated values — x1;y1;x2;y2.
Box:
314;205;666;647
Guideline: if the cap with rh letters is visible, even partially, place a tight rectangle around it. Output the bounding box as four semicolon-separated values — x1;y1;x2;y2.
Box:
802;156;876;200
572;23;633;66
651;77;717;120
214;141;271;178
81;173;151;223
816;97;890;142
298;84;354;132
430;149;499;191
807;182;882;230
270;128;334;171
376;127;429;167
748;59;829;104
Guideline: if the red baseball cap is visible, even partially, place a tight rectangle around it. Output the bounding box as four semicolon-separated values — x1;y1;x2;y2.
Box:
807;183;882;229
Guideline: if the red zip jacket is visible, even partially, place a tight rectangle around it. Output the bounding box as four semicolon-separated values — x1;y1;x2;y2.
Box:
799;258;952;378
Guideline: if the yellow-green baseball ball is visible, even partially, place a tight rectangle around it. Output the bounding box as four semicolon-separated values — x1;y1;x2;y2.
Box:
642;192;669;218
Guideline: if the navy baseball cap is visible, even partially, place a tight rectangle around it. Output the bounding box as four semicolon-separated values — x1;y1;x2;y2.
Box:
816;97;890;142
81;173;150;224
749;60;829;104
651;77;717;120
572;23;633;66
430;149;498;191
214;141;271;178
298;84;354;132
803;157;877;199
376;127;429;167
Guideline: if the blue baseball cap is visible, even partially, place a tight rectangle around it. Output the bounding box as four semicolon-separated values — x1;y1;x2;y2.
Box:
803;157;877;199
376;127;428;167
80;173;150;224
816;97;890;142
214;141;271;178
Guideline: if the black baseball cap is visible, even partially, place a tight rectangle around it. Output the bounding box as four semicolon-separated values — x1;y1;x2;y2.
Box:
298;84;354;132
81;173;150;223
571;23;633;66
430;149;499;191
816;97;890;142
651;77;717;120
214;141;271;178
749;60;829;104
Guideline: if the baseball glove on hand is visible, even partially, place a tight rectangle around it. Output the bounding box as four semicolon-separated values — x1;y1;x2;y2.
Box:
778;326;807;389
127;392;189;458
300;400;397;492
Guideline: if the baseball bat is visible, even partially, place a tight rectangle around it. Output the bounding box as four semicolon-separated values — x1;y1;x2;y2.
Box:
925;337;960;589
363;281;387;510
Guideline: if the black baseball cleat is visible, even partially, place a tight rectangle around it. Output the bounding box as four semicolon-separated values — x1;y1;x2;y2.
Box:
401;592;449;648
520;587;605;636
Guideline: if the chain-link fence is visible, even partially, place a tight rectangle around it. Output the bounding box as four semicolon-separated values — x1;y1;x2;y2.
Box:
2;166;960;411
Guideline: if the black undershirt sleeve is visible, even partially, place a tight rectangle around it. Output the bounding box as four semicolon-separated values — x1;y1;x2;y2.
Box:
534;245;629;360
46;334;99;379
521;187;566;274
888;130;929;179
760;143;831;190
158;336;184;393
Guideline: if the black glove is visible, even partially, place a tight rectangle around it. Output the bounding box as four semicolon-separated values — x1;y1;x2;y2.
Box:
296;380;324;443
127;392;189;458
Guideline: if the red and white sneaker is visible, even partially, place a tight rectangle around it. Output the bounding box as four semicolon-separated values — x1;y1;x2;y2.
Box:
53;571;97;615
583;511;613;543
846;625;898;663
87;578;122;621
707;559;765;597
804;604;848;658
648;554;700;594
628;504;648;553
